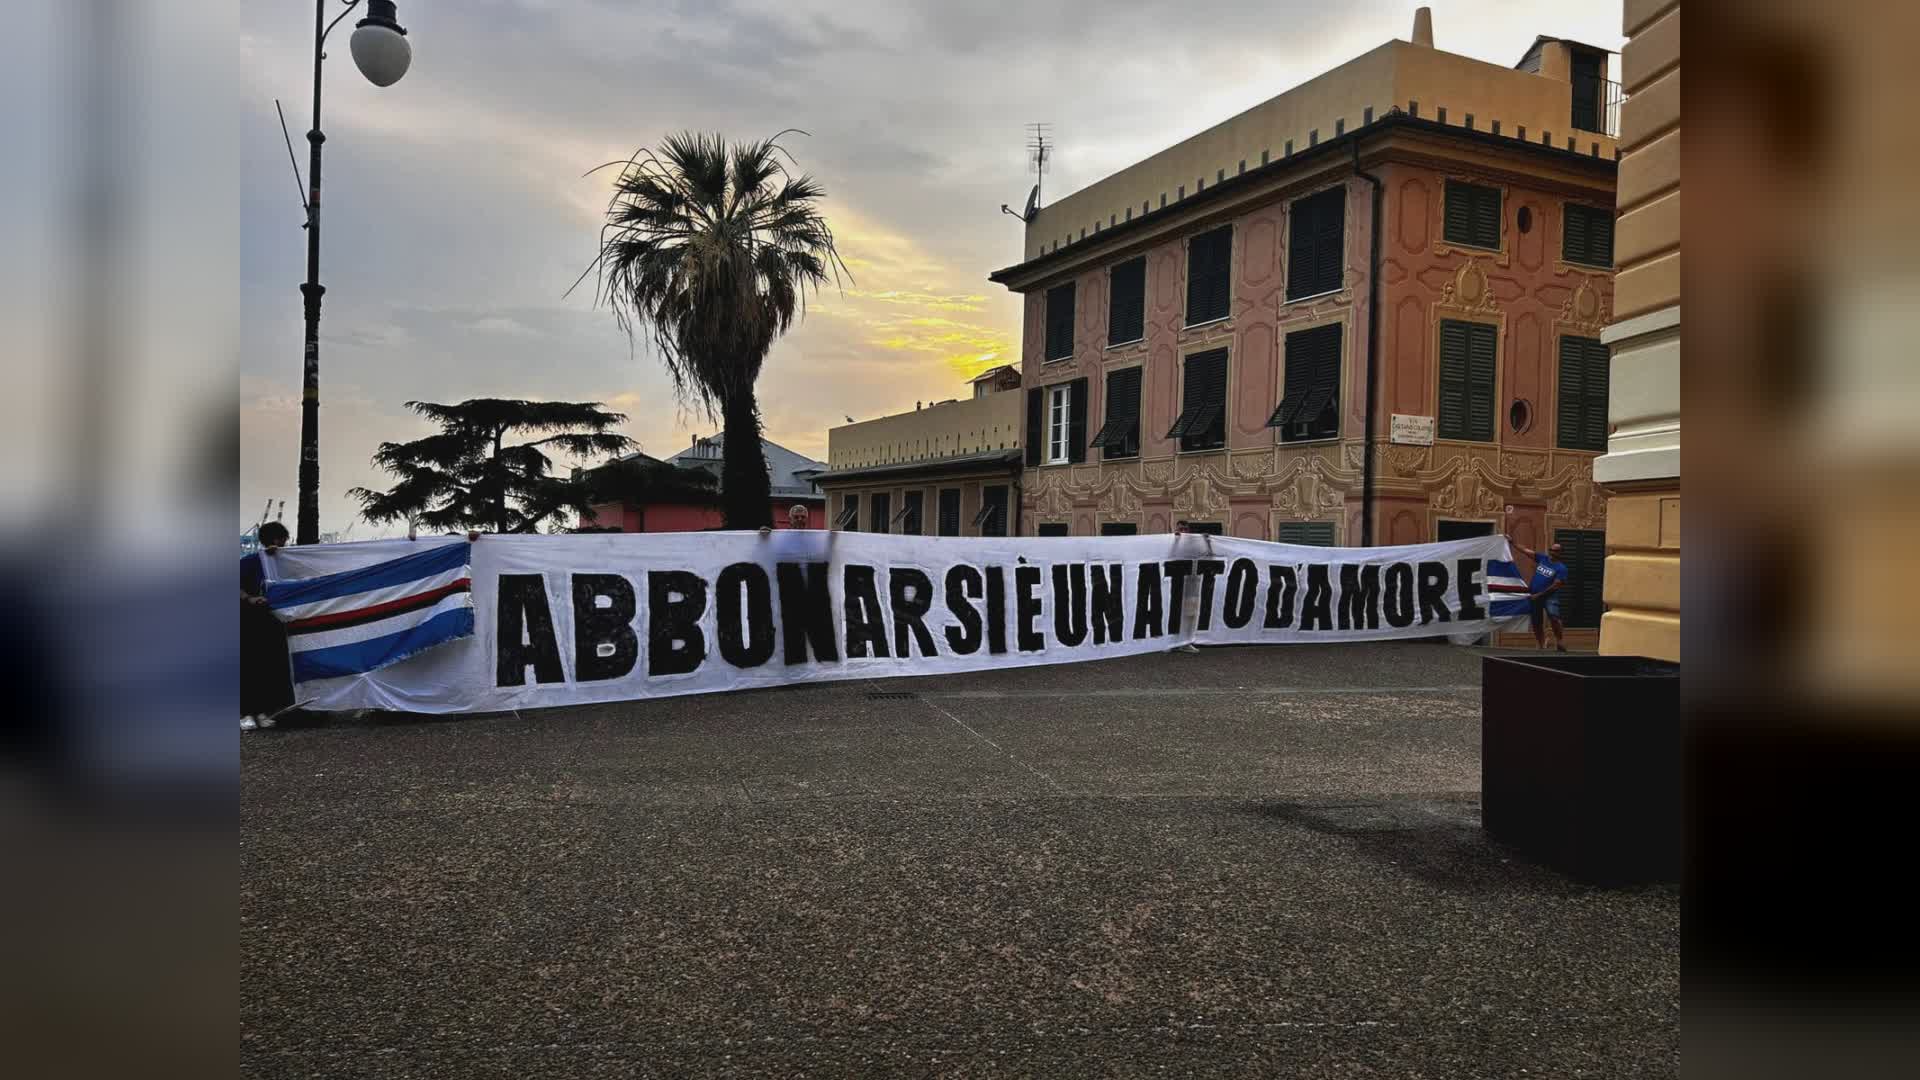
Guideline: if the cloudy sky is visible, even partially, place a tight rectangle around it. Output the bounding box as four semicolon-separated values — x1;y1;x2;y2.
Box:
239;0;1621;535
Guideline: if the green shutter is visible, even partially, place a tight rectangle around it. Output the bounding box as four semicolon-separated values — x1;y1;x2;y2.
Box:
1438;321;1468;440
1553;528;1607;628
1186;226;1233;325
1046;283;1076;360
1446;181;1501;249
1288;188;1345;300
1564;205;1590;264
1101;366;1143;460
1557;336;1610;451
1278;521;1335;546
1563;205;1615;267
1557;336;1586;449
1108;257;1146;345
1444;182;1474;246
1583;338;1610;450
1440;320;1495;441
1025;388;1043;466
1068;378;1089;464
1467;323;1496;440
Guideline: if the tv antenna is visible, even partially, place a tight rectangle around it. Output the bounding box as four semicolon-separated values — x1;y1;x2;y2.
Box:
1000;122;1051;223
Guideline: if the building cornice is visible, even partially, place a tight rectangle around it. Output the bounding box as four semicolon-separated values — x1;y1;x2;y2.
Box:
988;112;1617;293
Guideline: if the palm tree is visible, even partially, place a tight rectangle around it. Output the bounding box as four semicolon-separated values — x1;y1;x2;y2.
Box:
350;398;635;534
585;131;846;529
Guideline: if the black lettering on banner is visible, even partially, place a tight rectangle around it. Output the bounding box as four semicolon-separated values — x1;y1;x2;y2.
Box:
1194;559;1227;631
647;570;709;677
1015;565;1045;652
1090;564;1126;645
984;565;1009;654
1301;564;1335;631
945;565;984;655
1456;559;1486;620
1132;562;1165;639
497;574;563;686
888;568;939;658
843;564;890;659
777;562;840;665
1383;563;1416;628
1051;563;1089;647
571;573;638;682
1223;559;1258;629
1164;560;1194;626
1264;565;1298;629
1337;564;1382;631
1418;561;1453;624
715;563;775;668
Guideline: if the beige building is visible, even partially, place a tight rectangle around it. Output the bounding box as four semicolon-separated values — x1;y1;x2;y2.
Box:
813;366;1025;536
990;8;1621;643
1595;0;1679;662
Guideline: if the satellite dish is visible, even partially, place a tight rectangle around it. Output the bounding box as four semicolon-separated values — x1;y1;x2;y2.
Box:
1021;183;1040;221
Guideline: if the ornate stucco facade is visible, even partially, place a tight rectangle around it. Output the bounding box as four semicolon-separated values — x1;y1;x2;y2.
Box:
991;18;1620;644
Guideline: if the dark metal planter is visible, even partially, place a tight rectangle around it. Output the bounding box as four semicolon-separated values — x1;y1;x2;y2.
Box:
1481;653;1682;885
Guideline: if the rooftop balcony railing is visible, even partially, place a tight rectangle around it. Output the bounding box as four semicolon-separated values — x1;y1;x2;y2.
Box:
1572;74;1624;138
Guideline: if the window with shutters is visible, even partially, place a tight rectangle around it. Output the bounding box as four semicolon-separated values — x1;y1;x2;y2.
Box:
1166;348;1228;452
1267;323;1341;442
1037;523;1071;537
1185;226;1233;326
835;493;860;531
1089;366;1142;460
1100;523;1139;536
1108;257;1146;346
1045;383;1072;464
1436;520;1494;541
1045;282;1076;361
1444;180;1502;250
1277;521;1335;546
937;488;961;536
976;485;1009;537
1562;204;1615;268
1287;187;1346;300
1552;528;1607;629
1183;522;1224;535
898;490;923;535
1556;335;1611;451
869;492;891;534
1437;319;1498;442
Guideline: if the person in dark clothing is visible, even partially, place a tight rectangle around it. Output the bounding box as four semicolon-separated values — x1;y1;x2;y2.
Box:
241;522;294;730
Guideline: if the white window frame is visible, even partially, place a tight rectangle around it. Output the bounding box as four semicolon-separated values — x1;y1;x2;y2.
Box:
1045;383;1072;465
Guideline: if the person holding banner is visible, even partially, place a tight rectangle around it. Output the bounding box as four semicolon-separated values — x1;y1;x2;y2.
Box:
1508;531;1570;652
1171;520;1206;655
759;504;812;534
241;521;294;730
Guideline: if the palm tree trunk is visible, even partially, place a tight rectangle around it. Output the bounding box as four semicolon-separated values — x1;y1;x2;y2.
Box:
720;389;773;529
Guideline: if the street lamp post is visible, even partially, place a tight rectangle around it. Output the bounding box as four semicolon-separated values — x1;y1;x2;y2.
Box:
295;0;412;545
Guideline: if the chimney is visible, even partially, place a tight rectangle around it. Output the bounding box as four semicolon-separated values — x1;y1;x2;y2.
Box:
1412;6;1433;48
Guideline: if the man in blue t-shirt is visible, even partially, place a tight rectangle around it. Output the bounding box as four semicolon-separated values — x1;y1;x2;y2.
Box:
1508;535;1569;652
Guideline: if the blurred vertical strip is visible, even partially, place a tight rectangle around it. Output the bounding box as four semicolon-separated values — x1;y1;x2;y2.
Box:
0;1;236;1078
1689;2;1920;1078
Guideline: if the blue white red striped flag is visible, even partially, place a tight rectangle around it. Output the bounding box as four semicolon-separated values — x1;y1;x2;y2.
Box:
1485;559;1533;619
265;542;475;683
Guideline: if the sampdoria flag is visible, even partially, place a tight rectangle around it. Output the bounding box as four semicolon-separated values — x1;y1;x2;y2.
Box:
1486;558;1533;619
265;542;475;683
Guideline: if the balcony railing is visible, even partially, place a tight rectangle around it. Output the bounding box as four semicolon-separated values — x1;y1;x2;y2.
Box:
1572;74;1624;138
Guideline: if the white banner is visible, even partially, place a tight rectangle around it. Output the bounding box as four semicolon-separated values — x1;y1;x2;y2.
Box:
264;532;1530;715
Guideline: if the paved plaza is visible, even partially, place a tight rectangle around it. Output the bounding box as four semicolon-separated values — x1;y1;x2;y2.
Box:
242;643;1678;1077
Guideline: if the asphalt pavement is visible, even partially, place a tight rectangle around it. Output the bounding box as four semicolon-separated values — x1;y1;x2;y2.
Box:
241;642;1678;1078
